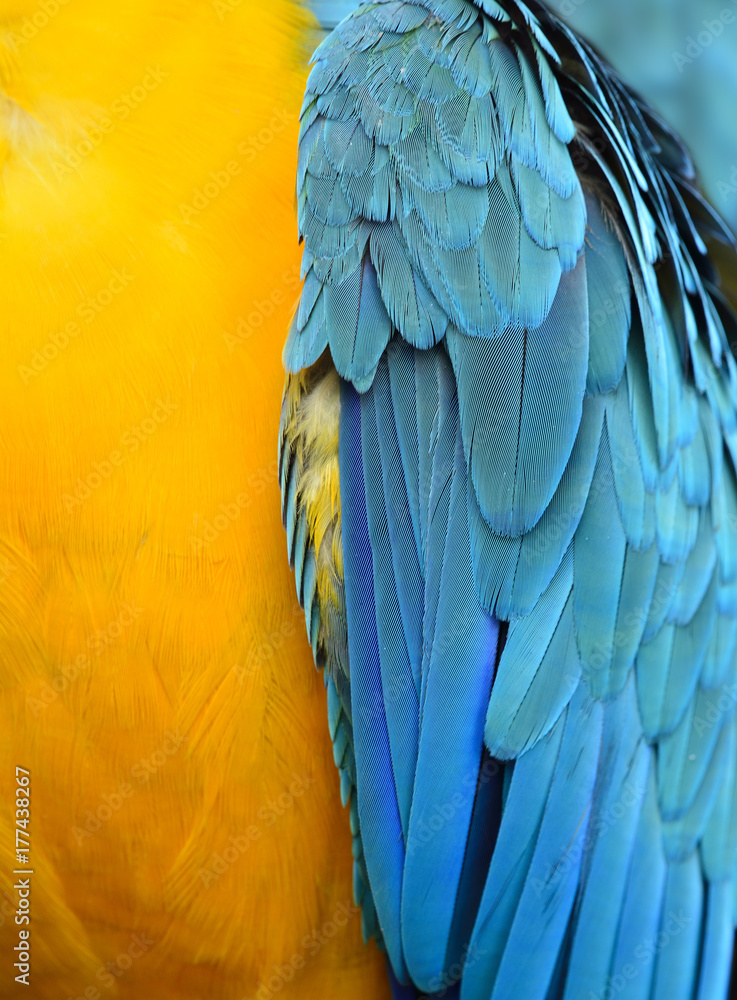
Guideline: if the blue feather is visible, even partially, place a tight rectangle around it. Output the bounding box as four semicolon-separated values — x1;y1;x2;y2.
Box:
624;327;660;492
369;1;429;34
650;856;703;1000
667;513;717;626
531;38;575;143
447;20;494;98
403;179;490;253
485;685;602;1000
285;3;737;995
696;881;734;1000
450;251;588;536
637;571;718;740
373;356;424;696
339;380;408;980
402;427;499;991
655;472;698;565
283;293;329;374
485;547;577;757
678;414;711;507
468;395;604;619
323;115;375;177
607;543;660;695
341;144;397;223
418;351;457;714
512;159;586;269
609;761;666;1000
573;428;629;698
385;339;422;570
478;165;564;328
361;383;420;839
562;676;650;1000
370;222;448;349
514;44;578;199
305;170;356;226
662;720;732;859
391;126;454;193
365;67;418;120
701;718;737;881
325;256;392;389
713;452;737;585
462;720;565;1000
584;193;631;395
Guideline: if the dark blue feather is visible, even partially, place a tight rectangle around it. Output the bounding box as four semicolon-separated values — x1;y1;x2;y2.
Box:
401;424;498;990
339;380;407;979
361;383;420;838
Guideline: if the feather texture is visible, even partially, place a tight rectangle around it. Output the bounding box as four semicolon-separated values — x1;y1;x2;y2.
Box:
0;3;392;999
282;1;737;998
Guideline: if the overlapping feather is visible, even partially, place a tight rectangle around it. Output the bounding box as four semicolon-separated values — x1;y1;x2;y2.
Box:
281;0;737;997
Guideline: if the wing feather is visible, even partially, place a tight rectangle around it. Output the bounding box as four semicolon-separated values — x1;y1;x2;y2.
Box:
281;1;737;996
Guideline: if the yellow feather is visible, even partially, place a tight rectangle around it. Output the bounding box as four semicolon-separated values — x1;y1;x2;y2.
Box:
0;2;389;996
283;365;342;612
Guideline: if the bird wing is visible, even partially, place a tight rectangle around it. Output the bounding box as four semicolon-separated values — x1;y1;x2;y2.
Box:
281;1;737;997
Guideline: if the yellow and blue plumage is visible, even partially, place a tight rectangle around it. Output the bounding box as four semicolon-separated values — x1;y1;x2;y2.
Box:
0;1;389;997
281;1;737;998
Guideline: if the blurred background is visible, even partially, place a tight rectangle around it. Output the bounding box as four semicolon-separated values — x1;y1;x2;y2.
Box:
305;0;737;236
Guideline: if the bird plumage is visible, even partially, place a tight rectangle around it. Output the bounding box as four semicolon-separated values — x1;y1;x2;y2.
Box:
280;1;737;997
0;2;390;997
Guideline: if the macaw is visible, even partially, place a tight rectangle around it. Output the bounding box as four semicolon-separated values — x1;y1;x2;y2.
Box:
0;2;390;998
280;1;737;998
